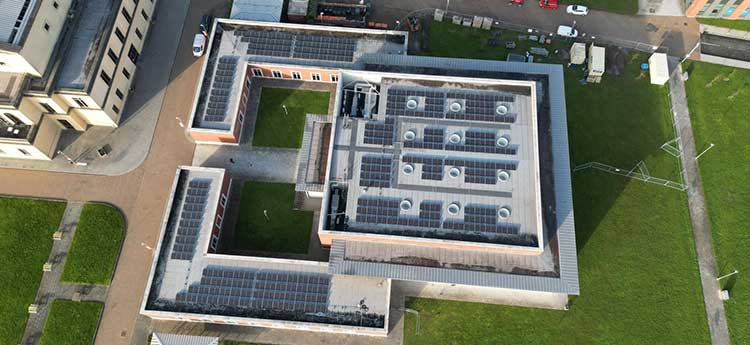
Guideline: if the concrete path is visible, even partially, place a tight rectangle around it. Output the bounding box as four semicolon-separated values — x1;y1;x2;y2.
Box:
638;0;684;16
20;202;109;345
668;58;730;345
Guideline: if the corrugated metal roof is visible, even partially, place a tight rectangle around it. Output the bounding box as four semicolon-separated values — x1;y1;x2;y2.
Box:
151;333;219;345
230;0;283;22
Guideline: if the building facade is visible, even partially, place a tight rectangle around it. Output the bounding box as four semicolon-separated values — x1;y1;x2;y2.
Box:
687;0;750;19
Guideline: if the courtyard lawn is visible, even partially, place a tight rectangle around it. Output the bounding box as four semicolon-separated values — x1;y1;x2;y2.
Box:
0;197;65;344
403;24;710;344
39;300;102;345
232;182;313;254
252;88;330;148
61;204;124;285
698;18;750;31
684;61;750;344
562;0;638;15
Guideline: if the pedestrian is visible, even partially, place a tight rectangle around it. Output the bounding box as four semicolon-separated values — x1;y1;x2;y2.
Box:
229;158;235;164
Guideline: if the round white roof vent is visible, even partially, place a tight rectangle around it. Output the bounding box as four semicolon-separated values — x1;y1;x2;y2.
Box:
496;136;510;147
448;167;461;178
448;133;462;144
498;206;511;220
496;104;509;115
404;130;416;141
447;202;461;215
406;99;418;110
402;164;414;175
449;102;462;112
400;199;413;211
497;170;510;182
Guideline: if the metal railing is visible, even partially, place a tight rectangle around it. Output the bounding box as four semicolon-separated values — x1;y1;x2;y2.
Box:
574;161;687;191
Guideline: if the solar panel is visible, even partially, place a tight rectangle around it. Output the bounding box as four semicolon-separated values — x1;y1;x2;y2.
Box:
246;31;294;57
293;34;356;62
419;200;442;220
203;56;239;123
171;178;211;260
359;154;393;187
421;163;443;181
363;118;395;146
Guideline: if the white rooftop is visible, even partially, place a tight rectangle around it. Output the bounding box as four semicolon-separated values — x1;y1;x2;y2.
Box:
0;0;36;44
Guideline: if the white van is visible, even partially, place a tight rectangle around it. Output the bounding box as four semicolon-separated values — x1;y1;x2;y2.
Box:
556;25;579;38
192;34;206;57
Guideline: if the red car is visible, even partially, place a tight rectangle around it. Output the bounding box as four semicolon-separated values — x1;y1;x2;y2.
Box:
539;0;559;9
509;0;524;6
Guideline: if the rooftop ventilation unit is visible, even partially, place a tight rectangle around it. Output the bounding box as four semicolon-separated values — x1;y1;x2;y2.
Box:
402;163;414;175
495;102;510;115
448;133;462;144
400;199;413;211
449;102;462;112
403;130;416;141
447;202;461;215
406;99;418;110
497;170;510;182
448;167;461;178
406;96;424;111
496;135;510;147
498;206;511;220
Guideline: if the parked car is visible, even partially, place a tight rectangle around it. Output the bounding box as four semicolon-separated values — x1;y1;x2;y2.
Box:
200;15;213;36
508;0;524;6
192;33;206;57
538;0;559;9
556;25;578;38
566;5;589;15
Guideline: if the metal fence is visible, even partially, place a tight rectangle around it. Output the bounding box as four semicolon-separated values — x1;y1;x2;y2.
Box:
573;161;688;191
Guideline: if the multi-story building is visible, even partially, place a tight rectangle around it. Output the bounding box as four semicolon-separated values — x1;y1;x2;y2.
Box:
687;0;750;19
0;0;157;160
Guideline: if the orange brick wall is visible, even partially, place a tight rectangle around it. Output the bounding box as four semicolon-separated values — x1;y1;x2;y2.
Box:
188;129;238;143
248;64;339;82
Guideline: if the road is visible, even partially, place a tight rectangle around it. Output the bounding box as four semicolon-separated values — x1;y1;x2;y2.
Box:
369;0;700;56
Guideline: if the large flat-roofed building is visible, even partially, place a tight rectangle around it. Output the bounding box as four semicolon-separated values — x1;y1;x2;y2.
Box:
142;166;391;336
187;19;407;144
0;0;157;160
687;0;750;19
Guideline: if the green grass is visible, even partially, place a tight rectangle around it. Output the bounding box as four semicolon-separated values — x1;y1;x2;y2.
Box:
61;204;124;285
698;18;750;31
252;88;330;148
232;182;313;254
0;197;65;344
39;300;102;345
561;0;638;15
402;25;710;344
684;61;750;344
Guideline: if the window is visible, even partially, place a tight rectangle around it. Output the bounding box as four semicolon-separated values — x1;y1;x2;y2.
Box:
121;8;132;23
272;70;282;78
72;97;89;108
220;193;227;207
43;22;50;31
330;74;339;82
128;45;139;64
210;235;219;250
252;68;263;77
115;89;124;100
112;104;120;114
141;9;149;21
135;28;143;40
311;73;321;81
53;1;59;9
39;102;55;113
122;67;131;79
115;27;125;43
1;113;20;125
57;119;75;129
18;148;30;156
107;48;119;63
291;71;302;79
216;214;223;228
100;70;112;86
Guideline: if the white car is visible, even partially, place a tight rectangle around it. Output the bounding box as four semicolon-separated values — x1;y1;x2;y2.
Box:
566;5;589;15
556;25;579;38
192;33;206;57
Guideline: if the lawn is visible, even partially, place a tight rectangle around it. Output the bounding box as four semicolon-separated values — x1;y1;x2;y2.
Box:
698;18;750;31
402;25;709;344
561;0;638;15
684;61;750;344
61;203;124;285
0;197;65;344
252;88;330;148
232;182;313;254
39;300;102;345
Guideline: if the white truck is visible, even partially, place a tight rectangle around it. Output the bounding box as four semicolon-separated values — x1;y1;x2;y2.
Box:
586;44;605;83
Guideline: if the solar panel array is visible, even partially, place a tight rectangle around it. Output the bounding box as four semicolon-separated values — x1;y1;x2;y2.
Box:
385;86;516;124
171;179;211;260
402;154;516;184
294;34;356;62
444;130;518;155
403;127;444;150
175;267;330;313
356;197;441;228
204;56;239;123
244;30;294;57
363;118;395;145
359;154;393;188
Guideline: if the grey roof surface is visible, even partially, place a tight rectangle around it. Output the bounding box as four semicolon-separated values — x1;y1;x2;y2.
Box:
151;333;219;345
296;114;331;193
230;0;283;22
56;0;114;90
0;0;33;43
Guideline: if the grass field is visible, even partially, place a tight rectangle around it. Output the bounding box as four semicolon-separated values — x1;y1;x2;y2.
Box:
684;61;750;344
698;18;750;31
0;197;65;344
402;24;709;344
252;88;330;148
232;182;313;254
61;204;124;285
39;300;102;345
562;0;639;15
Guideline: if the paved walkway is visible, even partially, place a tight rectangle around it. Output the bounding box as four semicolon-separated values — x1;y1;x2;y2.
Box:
668;57;730;345
20;202;109;345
